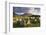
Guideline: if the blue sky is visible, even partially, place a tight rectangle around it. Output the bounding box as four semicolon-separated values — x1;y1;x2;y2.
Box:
13;7;40;15
13;7;30;13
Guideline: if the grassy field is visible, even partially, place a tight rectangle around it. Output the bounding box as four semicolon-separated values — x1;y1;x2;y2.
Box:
13;15;40;28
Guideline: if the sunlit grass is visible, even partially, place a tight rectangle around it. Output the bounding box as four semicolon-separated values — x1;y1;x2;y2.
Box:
13;15;40;28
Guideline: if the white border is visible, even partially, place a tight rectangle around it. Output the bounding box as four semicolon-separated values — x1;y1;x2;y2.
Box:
7;3;46;32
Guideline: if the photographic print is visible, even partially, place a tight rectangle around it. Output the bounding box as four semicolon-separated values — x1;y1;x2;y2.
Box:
13;7;40;28
7;3;44;32
6;1;46;32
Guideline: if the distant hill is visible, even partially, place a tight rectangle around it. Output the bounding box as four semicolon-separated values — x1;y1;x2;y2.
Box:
13;13;40;17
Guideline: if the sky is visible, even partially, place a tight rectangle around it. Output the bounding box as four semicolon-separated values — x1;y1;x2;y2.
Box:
13;7;40;15
13;7;30;13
